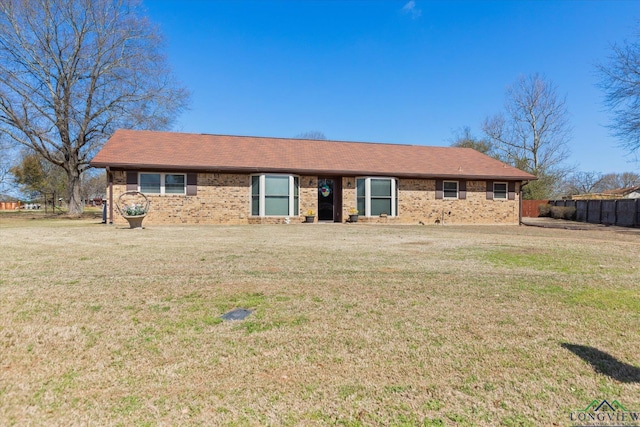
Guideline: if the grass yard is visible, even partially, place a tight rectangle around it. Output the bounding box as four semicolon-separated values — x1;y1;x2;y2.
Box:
0;218;639;426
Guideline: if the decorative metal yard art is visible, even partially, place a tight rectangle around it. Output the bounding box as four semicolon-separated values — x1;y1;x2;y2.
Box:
116;191;150;229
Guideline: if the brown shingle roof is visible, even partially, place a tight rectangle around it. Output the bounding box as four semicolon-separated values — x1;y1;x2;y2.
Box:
602;186;640;196
90;129;537;180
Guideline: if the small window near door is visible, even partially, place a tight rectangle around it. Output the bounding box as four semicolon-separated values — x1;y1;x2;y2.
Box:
356;178;366;215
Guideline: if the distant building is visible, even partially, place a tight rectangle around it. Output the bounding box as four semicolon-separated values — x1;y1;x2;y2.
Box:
0;194;20;210
571;186;640;200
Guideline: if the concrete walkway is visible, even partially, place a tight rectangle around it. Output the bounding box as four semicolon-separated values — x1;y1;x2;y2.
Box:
521;217;640;234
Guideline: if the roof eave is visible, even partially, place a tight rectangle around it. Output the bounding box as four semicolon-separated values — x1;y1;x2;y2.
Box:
90;161;536;181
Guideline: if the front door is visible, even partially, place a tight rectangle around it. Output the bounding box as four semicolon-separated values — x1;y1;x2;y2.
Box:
317;177;342;222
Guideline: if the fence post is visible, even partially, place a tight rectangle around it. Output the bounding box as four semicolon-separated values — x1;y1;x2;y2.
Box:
584;200;588;223
599;200;603;224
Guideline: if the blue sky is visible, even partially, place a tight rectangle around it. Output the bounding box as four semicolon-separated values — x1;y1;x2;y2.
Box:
145;0;640;174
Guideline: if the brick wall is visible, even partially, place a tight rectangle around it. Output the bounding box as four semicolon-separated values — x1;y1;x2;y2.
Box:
109;171;520;226
111;171;251;225
342;178;519;225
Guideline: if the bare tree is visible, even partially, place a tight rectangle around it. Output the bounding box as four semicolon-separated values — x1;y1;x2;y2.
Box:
597;23;640;155
449;126;495;156
0;135;12;188
597;172;640;191
0;0;189;215
562;171;640;197
295;131;327;140
81;171;107;203
563;171;604;196
483;74;572;199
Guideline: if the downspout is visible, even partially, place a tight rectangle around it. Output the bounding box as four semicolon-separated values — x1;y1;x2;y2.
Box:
519;180;530;226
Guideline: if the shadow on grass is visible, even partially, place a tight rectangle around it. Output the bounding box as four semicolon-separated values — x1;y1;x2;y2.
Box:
561;343;640;383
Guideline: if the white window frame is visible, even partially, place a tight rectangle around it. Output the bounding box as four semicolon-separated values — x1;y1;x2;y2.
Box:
443;180;459;199
493;182;508;200
356;177;398;217
139;172;186;195
251;174;300;217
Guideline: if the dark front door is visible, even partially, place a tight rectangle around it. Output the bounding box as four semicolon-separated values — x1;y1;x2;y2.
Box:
317;177;342;222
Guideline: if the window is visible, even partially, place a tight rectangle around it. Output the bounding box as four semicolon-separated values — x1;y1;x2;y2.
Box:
165;174;185;194
251;175;299;216
356;177;398;216
140;173;161;193
493;182;507;199
139;173;186;195
443;181;458;199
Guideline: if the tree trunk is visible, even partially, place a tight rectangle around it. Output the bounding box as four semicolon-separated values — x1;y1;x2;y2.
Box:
66;169;83;216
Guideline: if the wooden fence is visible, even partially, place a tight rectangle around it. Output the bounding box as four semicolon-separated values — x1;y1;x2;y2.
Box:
549;199;640;228
0;202;19;210
522;200;549;218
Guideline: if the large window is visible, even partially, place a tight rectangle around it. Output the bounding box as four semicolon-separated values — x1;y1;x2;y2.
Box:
139;173;186;195
251;175;299;216
493;182;507;199
356;177;398;217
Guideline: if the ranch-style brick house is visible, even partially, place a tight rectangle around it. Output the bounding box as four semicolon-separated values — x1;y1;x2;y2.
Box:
90;129;537;226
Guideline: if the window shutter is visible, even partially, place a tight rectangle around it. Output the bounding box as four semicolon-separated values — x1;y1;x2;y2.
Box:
126;171;138;191
435;179;443;199
187;173;197;196
459;180;467;200
508;181;516;200
486;180;494;200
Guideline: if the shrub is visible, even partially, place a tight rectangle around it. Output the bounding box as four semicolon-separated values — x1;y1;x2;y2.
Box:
538;204;552;217
564;207;577;220
550;206;576;220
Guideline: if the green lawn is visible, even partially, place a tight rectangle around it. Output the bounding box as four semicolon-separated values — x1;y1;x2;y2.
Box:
0;218;638;426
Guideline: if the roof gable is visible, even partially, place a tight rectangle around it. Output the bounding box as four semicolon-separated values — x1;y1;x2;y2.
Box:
90;129;537;181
